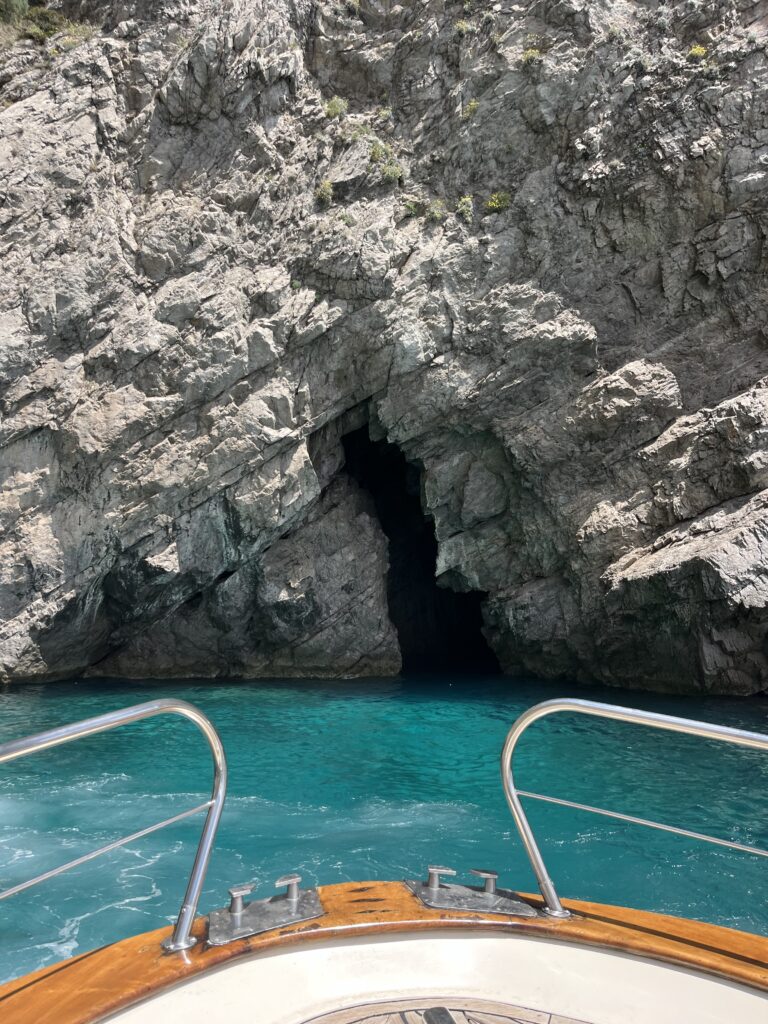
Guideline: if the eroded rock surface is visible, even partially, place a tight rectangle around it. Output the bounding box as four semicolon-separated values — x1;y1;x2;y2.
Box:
2;0;768;692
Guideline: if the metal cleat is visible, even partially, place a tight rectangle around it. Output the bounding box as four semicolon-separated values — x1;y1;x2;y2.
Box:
207;872;324;946
405;866;538;917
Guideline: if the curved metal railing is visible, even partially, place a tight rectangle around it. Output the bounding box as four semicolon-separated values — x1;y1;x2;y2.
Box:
0;699;227;952
500;698;768;918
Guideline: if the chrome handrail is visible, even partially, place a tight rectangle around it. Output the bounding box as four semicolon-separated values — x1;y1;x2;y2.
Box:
0;699;227;953
500;698;768;919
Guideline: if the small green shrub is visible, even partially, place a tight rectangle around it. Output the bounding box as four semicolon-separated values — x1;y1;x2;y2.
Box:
338;211;355;227
425;199;447;223
18;4;89;45
59;21;95;49
521;47;542;66
290;280;302;290
376;106;392;121
462;98;479;120
0;0;28;23
324;95;348;119
369;139;393;163
25;5;68;37
687;43;707;62
21;21;45;42
315;179;334;205
454;19;472;37
380;159;403;184
348;123;372;141
345;0;360;14
485;190;511;213
523;31;555;55
456;195;474;224
401;196;425;218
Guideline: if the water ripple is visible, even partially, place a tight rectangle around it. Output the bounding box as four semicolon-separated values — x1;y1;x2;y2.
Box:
0;676;766;983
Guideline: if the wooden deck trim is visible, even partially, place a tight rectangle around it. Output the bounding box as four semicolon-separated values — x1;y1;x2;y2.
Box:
0;882;765;1023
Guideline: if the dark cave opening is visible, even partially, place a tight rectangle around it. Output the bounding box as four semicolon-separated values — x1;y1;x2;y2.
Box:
342;427;500;676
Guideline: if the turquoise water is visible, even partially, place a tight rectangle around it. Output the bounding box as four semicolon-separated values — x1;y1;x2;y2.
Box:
0;676;766;984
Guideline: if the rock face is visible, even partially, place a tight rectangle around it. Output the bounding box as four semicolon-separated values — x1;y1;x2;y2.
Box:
96;475;402;678
1;0;768;692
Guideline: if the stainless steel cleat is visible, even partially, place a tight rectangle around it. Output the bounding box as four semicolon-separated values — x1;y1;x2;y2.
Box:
405;865;538;918
470;868;498;895
208;873;324;946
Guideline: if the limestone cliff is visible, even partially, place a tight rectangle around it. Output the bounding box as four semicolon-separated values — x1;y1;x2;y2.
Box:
2;0;768;692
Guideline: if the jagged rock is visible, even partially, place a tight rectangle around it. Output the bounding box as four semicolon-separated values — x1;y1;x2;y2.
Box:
2;0;768;693
92;475;401;678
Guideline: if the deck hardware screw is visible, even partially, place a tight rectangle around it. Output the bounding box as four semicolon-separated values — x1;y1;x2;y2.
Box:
275;872;302;904
470;868;498;895
426;865;456;891
228;882;254;921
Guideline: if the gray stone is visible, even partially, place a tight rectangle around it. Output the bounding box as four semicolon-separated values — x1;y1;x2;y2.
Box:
2;0;768;693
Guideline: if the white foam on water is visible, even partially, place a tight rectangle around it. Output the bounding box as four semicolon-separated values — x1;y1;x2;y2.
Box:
30;915;84;967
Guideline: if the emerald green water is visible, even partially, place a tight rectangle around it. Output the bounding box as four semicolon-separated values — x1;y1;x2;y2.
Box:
0;677;766;984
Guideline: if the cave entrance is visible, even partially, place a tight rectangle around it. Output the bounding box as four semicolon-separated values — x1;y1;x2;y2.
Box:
342;427;500;676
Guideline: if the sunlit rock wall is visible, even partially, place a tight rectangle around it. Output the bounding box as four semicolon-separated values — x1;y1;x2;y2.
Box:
2;0;768;692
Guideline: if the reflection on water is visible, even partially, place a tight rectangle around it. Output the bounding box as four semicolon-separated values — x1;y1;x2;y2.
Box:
0;676;766;983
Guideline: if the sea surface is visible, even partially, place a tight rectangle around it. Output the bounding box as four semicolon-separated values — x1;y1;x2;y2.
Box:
0;676;766;984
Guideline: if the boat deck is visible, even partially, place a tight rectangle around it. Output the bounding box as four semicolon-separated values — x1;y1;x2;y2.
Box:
0;881;766;1024
303;998;588;1023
